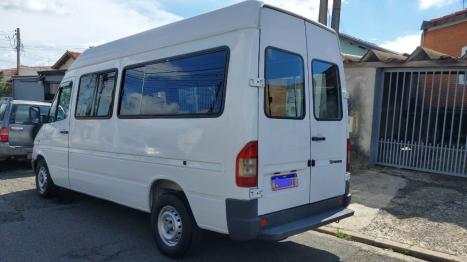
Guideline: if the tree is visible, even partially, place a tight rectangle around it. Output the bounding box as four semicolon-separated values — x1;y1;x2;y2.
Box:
0;76;9;97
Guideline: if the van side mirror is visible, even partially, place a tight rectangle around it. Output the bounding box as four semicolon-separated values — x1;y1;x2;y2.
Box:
29;106;41;124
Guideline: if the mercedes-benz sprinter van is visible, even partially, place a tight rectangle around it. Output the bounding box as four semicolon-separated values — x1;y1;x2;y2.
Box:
32;1;353;257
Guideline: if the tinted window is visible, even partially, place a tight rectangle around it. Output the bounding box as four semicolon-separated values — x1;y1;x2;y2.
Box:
9;104;47;124
56;86;72;121
0;103;7;120
265;48;305;119
119;48;228;117
10;105;32;124
76;71;116;118
39;106;50;116
49;83;72;122
312;60;342;120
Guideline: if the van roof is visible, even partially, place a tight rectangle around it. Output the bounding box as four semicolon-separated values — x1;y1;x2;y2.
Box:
70;1;335;70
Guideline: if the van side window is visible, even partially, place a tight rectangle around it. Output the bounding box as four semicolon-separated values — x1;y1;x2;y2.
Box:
311;60;342;120
49;84;72;122
119;48;229;117
265;47;305;119
76;70;117;118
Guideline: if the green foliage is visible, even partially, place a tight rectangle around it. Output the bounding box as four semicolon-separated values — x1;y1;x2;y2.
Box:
0;77;9;97
335;229;351;240
402;249;411;255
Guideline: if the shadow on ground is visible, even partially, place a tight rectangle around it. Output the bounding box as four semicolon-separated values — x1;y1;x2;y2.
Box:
0;187;342;262
0;159;33;180
377;167;467;229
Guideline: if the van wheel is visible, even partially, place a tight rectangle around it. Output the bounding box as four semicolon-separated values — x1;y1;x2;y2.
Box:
151;193;202;258
35;159;57;198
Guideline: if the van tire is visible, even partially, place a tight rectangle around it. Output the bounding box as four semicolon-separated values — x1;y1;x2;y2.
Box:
35;159;57;198
151;193;202;258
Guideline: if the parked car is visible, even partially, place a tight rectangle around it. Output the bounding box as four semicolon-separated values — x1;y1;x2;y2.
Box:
32;1;353;258
0;98;50;160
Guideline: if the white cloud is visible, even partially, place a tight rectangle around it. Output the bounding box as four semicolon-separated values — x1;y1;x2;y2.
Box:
0;0;326;68
0;0;181;68
380;32;422;54
418;0;457;10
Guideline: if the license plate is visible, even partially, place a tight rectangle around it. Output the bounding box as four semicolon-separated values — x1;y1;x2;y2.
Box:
271;173;298;191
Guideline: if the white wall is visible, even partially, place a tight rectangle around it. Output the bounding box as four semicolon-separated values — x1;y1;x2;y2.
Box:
344;66;377;166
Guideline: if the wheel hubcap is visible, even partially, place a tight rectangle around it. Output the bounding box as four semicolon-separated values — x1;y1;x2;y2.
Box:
157;206;182;247
37;167;48;193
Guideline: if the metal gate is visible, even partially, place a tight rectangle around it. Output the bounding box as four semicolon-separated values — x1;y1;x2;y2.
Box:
375;68;467;177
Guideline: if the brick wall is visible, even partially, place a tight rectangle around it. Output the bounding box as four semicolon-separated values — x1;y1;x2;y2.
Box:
422;20;467;57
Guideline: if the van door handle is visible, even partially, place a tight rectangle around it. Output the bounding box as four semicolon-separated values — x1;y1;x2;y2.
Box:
10;126;24;131
311;136;326;141
59;130;69;134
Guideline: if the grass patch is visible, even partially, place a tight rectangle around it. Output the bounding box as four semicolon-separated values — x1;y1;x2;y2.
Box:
335;230;352;240
402;249;411;256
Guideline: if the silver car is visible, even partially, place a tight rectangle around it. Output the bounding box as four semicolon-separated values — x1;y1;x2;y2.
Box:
0;98;50;160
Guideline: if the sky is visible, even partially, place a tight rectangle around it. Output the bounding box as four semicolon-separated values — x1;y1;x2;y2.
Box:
0;0;465;68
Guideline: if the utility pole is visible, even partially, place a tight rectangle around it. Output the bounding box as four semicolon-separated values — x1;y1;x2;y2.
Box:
318;0;328;25
15;28;20;76
331;0;341;33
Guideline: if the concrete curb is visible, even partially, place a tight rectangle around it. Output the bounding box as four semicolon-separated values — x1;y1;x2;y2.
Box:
315;226;467;262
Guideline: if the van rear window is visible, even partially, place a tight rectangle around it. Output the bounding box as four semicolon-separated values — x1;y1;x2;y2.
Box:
265;47;305;119
311;60;342;120
119;48;229;117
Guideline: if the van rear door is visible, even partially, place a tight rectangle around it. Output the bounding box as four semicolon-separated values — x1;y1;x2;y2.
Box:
306;23;347;203
257;8;311;215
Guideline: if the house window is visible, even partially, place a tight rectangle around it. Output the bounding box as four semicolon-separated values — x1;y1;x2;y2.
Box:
459;72;466;86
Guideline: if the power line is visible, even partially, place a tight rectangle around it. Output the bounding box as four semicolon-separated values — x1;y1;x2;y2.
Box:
25;45;87;51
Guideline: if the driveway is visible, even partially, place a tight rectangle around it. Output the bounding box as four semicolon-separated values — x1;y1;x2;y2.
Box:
327;168;467;258
0;161;420;262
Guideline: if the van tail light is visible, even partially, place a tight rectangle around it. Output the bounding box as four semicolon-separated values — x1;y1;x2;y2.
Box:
346;138;351;172
236;141;258;187
0;127;8;142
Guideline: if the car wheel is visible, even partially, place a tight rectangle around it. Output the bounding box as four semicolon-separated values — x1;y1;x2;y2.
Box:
151;193;202;258
35;159;57;198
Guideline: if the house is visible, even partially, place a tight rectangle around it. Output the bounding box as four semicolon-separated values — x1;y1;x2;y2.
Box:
421;8;467;57
37;51;81;101
0;66;50;98
344;46;466;177
339;33;398;57
6;50;80;102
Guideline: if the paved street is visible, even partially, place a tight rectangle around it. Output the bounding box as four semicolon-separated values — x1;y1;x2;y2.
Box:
0;161;420;262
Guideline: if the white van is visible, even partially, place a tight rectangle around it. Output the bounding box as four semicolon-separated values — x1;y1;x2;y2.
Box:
32;1;353;257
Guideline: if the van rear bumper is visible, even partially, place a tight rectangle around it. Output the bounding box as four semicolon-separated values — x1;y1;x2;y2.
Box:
226;194;353;241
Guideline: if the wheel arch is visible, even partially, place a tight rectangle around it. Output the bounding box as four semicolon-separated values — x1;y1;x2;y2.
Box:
32;154;46;173
149;179;187;211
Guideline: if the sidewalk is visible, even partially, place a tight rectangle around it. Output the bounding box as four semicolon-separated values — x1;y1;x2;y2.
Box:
325;167;467;259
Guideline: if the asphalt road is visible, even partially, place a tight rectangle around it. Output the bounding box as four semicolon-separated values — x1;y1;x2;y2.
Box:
0;160;421;262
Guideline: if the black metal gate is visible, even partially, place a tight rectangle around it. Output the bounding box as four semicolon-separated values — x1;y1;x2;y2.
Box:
375;68;467;177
